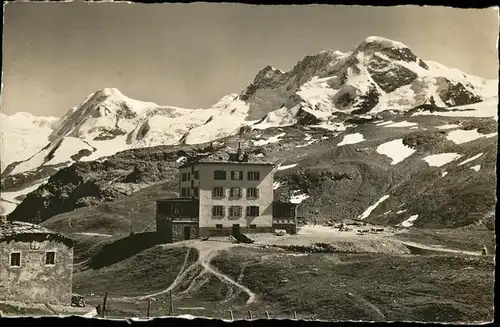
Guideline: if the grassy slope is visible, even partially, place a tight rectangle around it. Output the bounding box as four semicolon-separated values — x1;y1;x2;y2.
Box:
210;247;494;322
73;245;196;297
42;180;177;237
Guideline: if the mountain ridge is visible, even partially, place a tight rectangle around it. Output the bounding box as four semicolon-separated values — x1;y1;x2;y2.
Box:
1;36;498;219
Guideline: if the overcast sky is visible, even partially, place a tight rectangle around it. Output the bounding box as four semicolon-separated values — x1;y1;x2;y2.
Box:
2;3;499;117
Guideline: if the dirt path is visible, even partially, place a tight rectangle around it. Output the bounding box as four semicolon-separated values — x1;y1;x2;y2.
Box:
116;239;257;305
399;240;482;256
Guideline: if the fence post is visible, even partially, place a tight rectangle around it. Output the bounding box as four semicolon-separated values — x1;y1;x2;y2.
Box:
248;310;253;320
293;311;297;320
229;310;234;321
265;311;270;319
168;290;174;316
147;299;151;318
101;292;108;318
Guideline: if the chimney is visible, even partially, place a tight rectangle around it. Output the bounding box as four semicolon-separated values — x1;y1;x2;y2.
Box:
236;142;242;161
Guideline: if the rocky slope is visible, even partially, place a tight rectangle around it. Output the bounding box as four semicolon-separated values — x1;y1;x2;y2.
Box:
1;36;498;219
5;97;497;233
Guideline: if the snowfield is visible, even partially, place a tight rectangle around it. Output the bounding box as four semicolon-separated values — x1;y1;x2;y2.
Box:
1;112;58;172
337;133;365;146
0;179;49;215
376;139;416;165
422;153;462;167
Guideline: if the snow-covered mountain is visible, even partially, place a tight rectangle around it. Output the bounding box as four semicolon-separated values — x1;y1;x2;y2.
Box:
0;112;59;173
1;36;497;215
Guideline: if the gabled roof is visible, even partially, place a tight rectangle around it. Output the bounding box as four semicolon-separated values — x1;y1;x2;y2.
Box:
0;221;74;247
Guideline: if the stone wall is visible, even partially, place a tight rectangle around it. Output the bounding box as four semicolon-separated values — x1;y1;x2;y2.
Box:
199;226;273;237
0;236;74;305
171;222;199;242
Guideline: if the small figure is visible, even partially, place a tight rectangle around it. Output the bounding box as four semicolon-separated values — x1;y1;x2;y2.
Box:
482;245;488;256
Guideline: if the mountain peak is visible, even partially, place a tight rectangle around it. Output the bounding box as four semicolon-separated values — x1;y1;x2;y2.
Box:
99;87;125;98
359;36;409;50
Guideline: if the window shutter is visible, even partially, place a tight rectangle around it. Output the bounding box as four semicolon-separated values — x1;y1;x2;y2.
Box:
239;171;243;180
256;188;260;198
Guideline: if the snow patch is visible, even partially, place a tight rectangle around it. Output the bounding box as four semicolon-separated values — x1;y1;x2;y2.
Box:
457;153;484;166
422;153;462;167
376;120;394;126
74;233;113;237
253;132;286;146
401;214;419;227
396;209;407;214
296;139;317;148
441;171;448;177
277;164;297;171
358;195;390;220
447;129;497;145
310;121;349;132
290;190;309;204
470;165;481;172
383;121;418;128
273;182;281;190
337;133;365;146
437;124;460;130
376;139;416;165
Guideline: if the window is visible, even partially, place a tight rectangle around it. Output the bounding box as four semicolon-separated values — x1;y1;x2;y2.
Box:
212;187;225;199
246;187;259;199
187;172;191;181
231;171;243;180
216;224;223;229
181;187;190;197
45;252;56;265
214;170;227;180
193;187;199;197
246;206;260;217
249;224;257;229
173;204;180;215
229;206;242;217
247;171;260;181
181;173;188;182
212;205;225;217
10;253;20;267
229;187;242;199
194;171;199;180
